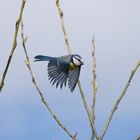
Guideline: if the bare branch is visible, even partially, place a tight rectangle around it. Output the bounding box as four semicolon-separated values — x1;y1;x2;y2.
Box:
0;0;26;92
20;21;77;140
78;81;99;140
100;61;140;140
56;0;72;54
56;0;99;139
91;37;98;140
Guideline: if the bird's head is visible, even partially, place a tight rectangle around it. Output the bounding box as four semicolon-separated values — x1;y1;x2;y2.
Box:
71;54;84;67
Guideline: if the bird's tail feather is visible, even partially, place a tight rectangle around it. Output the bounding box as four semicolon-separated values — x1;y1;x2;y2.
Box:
34;55;53;61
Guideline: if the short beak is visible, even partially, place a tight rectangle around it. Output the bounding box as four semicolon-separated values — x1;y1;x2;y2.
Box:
81;61;84;65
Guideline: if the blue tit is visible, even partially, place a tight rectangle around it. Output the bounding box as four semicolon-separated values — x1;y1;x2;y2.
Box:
34;54;84;92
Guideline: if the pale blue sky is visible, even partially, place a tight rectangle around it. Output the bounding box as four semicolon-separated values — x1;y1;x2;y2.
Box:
0;0;140;140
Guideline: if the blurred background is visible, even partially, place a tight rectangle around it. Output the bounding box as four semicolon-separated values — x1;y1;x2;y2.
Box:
0;0;140;140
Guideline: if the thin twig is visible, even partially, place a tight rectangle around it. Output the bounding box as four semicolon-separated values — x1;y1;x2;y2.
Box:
91;37;98;140
56;0;72;54
0;0;26;92
78;81;99;140
20;21;77;140
100;61;140;140
56;0;99;139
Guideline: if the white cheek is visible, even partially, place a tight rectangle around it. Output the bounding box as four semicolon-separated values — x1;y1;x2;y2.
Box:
73;58;81;66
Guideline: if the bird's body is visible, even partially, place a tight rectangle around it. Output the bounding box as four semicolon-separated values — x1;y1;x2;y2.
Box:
69;62;77;70
34;54;83;92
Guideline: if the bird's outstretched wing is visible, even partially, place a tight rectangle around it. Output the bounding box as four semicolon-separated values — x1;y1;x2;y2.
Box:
48;58;69;89
68;67;81;92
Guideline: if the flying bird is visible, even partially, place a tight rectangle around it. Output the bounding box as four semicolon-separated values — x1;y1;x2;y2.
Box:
34;54;84;92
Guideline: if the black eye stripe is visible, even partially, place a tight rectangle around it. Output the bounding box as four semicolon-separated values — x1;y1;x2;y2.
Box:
74;56;81;62
77;59;81;62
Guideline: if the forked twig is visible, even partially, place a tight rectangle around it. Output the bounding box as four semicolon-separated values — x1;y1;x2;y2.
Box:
78;81;99;140
100;61;140;140
56;0;99;139
0;0;26;92
20;21;77;140
91;37;98;140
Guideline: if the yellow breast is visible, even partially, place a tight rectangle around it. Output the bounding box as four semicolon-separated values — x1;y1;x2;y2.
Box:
69;62;77;70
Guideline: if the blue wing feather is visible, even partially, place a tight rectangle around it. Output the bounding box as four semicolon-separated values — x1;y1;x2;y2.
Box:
47;58;69;89
68;67;81;92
